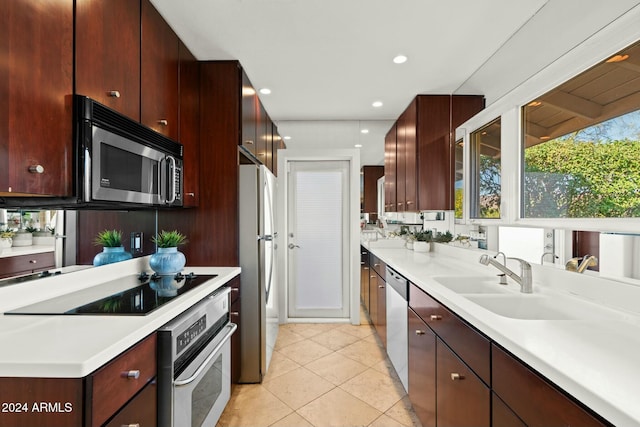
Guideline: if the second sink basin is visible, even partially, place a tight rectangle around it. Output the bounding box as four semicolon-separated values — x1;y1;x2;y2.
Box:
432;276;513;294
464;294;584;320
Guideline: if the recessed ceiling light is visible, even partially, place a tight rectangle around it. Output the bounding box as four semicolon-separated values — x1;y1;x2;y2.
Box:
606;54;629;63
528;101;542;107
393;55;408;64
360;129;369;134
355;144;363;148
242;87;256;96
259;88;271;95
283;136;291;140
372;101;383;108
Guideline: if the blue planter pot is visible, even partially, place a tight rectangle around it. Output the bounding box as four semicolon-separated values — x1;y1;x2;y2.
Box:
149;247;186;276
93;246;133;266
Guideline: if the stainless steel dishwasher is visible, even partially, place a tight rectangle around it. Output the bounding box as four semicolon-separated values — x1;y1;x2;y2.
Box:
385;266;408;391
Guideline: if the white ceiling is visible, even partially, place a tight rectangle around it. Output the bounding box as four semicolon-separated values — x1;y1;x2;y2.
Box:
151;0;640;166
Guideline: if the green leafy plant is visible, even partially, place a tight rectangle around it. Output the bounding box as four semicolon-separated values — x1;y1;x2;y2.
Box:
433;231;454;243
25;226;38;233
93;229;123;247
152;230;188;248
46;226;55;235
413;230;433;242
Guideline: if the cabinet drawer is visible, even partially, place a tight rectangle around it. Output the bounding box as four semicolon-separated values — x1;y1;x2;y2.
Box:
87;333;157;427
369;253;386;280
104;381;157;427
0;252;55;278
492;344;609;427
409;283;490;384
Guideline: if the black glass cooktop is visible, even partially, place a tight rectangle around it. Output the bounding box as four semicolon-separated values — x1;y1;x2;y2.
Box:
5;272;218;316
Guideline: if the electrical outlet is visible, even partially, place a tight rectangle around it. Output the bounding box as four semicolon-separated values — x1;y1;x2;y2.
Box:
131;232;143;254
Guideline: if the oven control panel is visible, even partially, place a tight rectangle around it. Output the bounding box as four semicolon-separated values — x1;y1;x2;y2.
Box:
176;315;207;354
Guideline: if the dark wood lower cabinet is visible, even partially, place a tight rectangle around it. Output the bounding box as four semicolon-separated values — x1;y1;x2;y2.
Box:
492;344;609;427
436;338;490;427
369;272;378;326
104;381;156;427
376;276;386;348
407;308;436;427
0;252;55;279
492;392;527;427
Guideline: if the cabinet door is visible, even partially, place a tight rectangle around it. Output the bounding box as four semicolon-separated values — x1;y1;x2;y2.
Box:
0;252;55;279
179;41;200;207
230;298;241;385
403;100;418;211
384;125;397;212
362;166;384;215
369;271;378;326
241;70;257;155
492;392;527;427
376;275;387;348
256;103;269;164
437;338;490;427
407;308;436;427
1;0;73;196
492;345;607;427
396;114;406;212
360;248;370;312
417;95;451;211
141;0;179;139
75;0;140;120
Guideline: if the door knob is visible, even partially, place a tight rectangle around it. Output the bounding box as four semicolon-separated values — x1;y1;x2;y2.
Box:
288;243;301;249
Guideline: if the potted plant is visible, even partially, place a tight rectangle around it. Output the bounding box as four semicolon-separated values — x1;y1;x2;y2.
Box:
12;228;33;247
413;230;433;253
0;230;14;251
33;226;55;246
149;230;188;276
92;229;132;266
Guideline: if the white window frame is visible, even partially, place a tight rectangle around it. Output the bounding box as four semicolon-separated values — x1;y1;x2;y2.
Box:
458;5;640;234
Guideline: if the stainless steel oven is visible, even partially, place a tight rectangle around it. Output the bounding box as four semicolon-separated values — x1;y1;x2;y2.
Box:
157;286;236;427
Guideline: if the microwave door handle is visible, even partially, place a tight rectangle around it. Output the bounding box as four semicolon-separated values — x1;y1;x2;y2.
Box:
83;147;91;202
166;155;177;204
158;157;166;203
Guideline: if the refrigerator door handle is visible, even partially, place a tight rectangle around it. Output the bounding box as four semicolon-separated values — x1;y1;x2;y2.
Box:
258;234;274;241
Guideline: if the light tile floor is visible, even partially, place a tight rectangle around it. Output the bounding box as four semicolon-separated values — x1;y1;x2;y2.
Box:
217;312;423;427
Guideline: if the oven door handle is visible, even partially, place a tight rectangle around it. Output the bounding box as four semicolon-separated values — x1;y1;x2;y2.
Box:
174;322;237;387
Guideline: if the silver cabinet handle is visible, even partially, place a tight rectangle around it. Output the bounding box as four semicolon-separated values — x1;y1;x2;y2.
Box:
29;165;44;174
370;275;376;279
430;315;442;321
415;330;425;335
123;370;140;379
451;373;464;380
121;424;140;427
29;259;37;264
158;119;168;126
378;285;384;289
245;140;254;145
108;90;121;98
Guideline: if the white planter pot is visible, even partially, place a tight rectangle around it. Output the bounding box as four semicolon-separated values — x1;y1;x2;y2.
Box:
33;234;55;246
406;240;414;250
0;238;11;251
12;232;32;247
413;241;431;253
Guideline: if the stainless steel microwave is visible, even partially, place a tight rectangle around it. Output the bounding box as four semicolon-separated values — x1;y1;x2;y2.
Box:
75;95;183;207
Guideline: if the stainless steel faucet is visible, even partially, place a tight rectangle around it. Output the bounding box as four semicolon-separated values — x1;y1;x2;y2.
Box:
479;254;533;293
540;251;557;264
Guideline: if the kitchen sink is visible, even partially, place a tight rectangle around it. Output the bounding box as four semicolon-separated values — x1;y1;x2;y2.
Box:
463;294;584;320
432;276;513;294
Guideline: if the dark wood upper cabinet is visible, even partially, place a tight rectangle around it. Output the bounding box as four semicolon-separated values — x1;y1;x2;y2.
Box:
384;95;484;212
384;124;397;212
0;0;73;196
141;0;179;140
179;41;200;207
256;102;269;164
361;165;384;215
241;71;258;155
417;95;452;211
75;0;141;120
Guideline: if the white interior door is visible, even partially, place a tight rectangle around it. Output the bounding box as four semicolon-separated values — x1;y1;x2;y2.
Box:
287;160;350;318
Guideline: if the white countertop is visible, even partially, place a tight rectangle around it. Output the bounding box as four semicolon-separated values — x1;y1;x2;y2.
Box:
0;257;240;378
0;245;54;258
364;240;640;427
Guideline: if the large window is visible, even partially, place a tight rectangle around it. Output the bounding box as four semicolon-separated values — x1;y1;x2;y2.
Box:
454;138;464;219
522;40;640;218
471;118;501;218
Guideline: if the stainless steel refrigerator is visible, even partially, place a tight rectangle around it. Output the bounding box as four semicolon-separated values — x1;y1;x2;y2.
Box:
239;163;279;383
